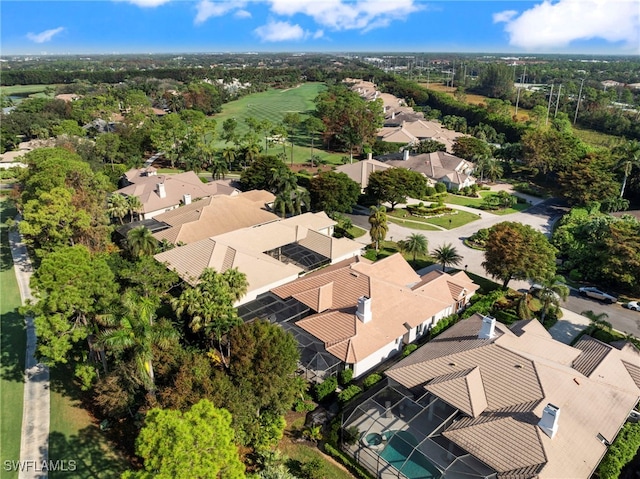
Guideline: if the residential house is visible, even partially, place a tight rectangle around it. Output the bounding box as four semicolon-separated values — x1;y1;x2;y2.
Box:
154;212;363;306
335;156;393;192
342;314;640;479
151;190;278;244
378;150;476;191
270;254;479;379
115;167;239;219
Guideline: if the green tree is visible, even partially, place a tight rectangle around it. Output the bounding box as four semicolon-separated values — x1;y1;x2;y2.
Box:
482;222;557;289
475;63;515;99
124;399;245;479
94;132;122;170
612;139;640;198
303;116;325;164
582;310;612;335
415;139;447;154
368;206;388;251
99;290;178;400
535;275;570;324
127;195;143;222
221;118;239;146
366;168;428;210
171;268;247;367
432;243;463;272
452;136;492;161
398;233;429;262
239;155;287;192
29;245;118;365
107;194;128;225
127;226;158;258
556;153;619;206
309;171;360;214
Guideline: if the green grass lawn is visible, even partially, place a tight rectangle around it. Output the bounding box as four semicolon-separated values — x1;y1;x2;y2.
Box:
0;200;25;479
346;225;367;239
387;207;480;230
0;84;57;105
443;192;530;215
369;241;436;271
212;83;346;165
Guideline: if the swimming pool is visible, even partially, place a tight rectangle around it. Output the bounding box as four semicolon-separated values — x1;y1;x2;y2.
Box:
379;430;442;479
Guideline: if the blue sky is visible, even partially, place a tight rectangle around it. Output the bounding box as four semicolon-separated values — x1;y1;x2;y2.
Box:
2;0;639;56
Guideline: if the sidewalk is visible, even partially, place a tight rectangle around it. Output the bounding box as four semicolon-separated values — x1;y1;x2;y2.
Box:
8;217;50;479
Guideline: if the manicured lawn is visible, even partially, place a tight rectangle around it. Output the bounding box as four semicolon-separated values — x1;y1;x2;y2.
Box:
279;412;355;479
370;241;435;271
387;207;480;230
48;363;129;478
212;83;346;165
444;192;529;215
0;200;25;479
0;84;57;105
346;225;367;239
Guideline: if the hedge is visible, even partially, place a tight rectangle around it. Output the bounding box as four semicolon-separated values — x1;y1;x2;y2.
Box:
323;443;375;479
362;373;382;389
338;385;362;404
314;376;337;402
597;421;640;479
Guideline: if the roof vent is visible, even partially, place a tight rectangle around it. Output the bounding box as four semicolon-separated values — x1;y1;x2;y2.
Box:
478;316;496;339
538;403;560;438
356;296;372;324
402;149;410;161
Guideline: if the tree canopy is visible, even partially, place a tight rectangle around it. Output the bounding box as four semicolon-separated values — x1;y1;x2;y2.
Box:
366;168;427;210
482;221;557;289
309;171;360;214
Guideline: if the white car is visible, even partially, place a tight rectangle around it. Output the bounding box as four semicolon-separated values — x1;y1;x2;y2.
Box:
626;301;640;311
579;287;617;304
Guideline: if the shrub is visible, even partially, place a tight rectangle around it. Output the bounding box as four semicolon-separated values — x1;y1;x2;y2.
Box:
402;344;418;357
338;385;362;404
435;182;447;194
597;422;640;479
362;373;382;389
342;426;360;446
460;290;506;319
300;458;324;479
430;314;459;337
425;186;437;197
339;368;353;386
324;443;374;479
569;269;582;281
314;376;338;402
293;397;317;412
362;249;378;261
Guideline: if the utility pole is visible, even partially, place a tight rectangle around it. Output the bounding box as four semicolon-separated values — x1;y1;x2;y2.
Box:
574;78;586;124
554;84;562;118
515;87;522;116
546;84;554;126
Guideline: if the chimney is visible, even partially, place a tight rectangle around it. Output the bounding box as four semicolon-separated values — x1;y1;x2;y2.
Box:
356;296;372;324
156;183;166;198
367;152;373;161
391;111;395;120
538;404;560;438
403;149;410;161
183;194;191;205
478;315;496;339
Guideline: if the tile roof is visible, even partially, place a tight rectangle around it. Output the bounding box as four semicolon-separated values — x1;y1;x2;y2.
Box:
379;151;475;185
385;314;640;479
152;191;278;244
272;254;477;363
335;159;393;189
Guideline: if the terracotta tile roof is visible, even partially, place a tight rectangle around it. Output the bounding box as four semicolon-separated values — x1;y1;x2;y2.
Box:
152;191;278;244
273;254;476;363
385;314;640;479
335;159;393;189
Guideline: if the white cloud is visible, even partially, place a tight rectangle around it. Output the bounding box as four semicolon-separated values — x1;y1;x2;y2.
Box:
120;0;171;7
313;30;324;39
266;0;421;32
27;27;65;44
254;20;308;42
493;10;517;24
195;0;247;25
234;9;252;19
496;0;640;51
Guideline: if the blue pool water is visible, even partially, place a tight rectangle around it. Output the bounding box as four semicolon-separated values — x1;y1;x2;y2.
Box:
379;430;441;479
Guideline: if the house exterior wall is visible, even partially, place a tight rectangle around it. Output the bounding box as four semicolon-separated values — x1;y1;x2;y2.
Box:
353;340;404;378
331;248;364;265
143;204;180;220
235;273;302;307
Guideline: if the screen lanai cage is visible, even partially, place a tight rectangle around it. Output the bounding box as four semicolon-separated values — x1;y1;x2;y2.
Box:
263;242;331;272
237;293;342;382
342;380;497;479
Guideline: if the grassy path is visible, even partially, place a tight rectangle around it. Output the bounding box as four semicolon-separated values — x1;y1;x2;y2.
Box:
0;200;25;479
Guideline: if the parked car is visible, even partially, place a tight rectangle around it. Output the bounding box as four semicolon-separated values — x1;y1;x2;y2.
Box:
578;287;617;303
625;301;640;311
529;284;560;301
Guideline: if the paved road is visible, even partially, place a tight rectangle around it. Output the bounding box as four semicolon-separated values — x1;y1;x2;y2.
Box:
350;195;640;339
9;217;50;479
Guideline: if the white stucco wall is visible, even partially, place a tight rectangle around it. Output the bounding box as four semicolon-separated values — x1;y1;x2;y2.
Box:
353;339;403;378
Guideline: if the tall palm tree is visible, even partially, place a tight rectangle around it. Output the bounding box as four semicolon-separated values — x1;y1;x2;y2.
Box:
127;226;158;258
126;195;143;222
535;275;570;324
368;206;388;252
401;233;429;261
484;157;504;183
432;243;463;272
221;147;237;170
582;310;612;335
292;188;311;216
273;192;292;219
107;194;128;225
242;142;261;167
211;157;229;181
613;140;640;198
98;290;177;400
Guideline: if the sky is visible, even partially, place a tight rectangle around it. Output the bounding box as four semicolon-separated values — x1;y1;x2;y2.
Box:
2;0;639;56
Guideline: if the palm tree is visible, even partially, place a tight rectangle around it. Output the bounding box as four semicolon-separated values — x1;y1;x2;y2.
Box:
368;206;388;251
273;191;292;219
127;226;158;258
484;157;504;183
211;157;229;181
221;147;237;170
582;310;612;335
292;188;311;216
107;194;128;225
613;140;640;198
242;142;261;167
126;195;143;222
535;275;570;324
432;243;463;272
98;289;177;401
401;233;429;262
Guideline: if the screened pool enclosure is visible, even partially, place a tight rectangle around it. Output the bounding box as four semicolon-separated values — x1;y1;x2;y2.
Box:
342;380;497;479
